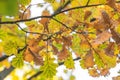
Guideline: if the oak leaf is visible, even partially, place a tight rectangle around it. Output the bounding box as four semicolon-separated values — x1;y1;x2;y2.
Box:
88;68;99;77
84;50;94;68
92;30;112;47
107;0;117;11
58;46;69;60
84;10;92;21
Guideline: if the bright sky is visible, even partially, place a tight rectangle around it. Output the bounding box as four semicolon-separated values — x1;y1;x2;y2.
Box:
5;0;120;80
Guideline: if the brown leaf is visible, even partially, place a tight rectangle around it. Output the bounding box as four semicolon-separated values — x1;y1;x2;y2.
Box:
107;0;117;11
100;68;109;76
88;68;99;77
23;48;34;62
34;54;44;65
52;45;59;54
101;10;111;26
92;18;107;31
62;36;72;46
19;9;31;19
58;46;69;60
113;75;120;80
28;48;43;65
92;30;112;47
39;10;50;32
110;29;120;45
84;10;92;21
84;50;94;68
105;42;114;56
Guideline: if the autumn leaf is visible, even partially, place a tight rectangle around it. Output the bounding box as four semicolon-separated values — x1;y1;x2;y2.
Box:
101;10;111;28
58;46;69;60
84;10;92;21
64;53;74;69
40;54;58;78
62;36;72;46
106;0;117;11
84;50;94;68
110;29;120;45
39;10;50;32
92;30;112;47
88;68;99;77
113;75;120;80
100;68;109;76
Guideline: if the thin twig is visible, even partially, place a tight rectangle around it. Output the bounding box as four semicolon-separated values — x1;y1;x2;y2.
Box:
86;0;91;6
0;16;51;24
16;23;47;35
52;0;71;16
55;1;120;15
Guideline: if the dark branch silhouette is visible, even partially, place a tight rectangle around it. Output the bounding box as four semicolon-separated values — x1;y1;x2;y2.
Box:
0;66;14;80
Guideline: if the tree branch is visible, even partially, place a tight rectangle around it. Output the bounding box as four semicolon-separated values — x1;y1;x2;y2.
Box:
0;66;14;80
86;0;91;6
56;1;120;15
0;1;120;24
0;55;9;62
0;16;51;24
28;57;81;80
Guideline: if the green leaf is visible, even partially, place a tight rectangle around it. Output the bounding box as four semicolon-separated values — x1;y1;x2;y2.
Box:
3;39;18;55
19;0;31;6
71;34;81;53
12;53;24;68
53;41;63;51
0;29;7;40
0;0;18;16
44;0;55;3
79;59;86;69
93;53;104;68
64;53;74;69
40;55;58;78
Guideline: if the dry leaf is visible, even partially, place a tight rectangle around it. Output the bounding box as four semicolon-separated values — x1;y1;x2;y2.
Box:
39;10;50;32
62;36;72;46
113;75;120;80
105;42;114;56
58;46;69;60
101;10;111;27
84;50;94;68
52;45;59;54
110;29;120;45
19;9;31;19
28;48;43;65
88;68;99;77
34;54;44;65
100;68;109;76
84;10;92;20
23;48;34;62
92;30;112;47
107;0;117;11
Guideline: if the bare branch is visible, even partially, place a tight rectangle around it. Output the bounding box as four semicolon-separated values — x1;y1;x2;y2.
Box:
0;55;9;62
0;66;15;80
0;16;51;24
86;0;91;6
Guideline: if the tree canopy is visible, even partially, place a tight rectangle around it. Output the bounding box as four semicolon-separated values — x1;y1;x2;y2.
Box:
0;0;120;80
